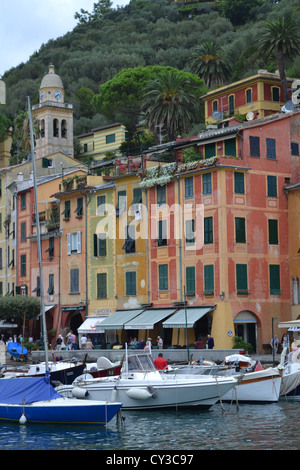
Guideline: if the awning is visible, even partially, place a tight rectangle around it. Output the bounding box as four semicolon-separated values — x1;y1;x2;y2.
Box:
0;321;18;329
278;320;300;329
163;307;214;329
97;309;144;330
78;317;107;334
124;309;176;330
45;305;55;313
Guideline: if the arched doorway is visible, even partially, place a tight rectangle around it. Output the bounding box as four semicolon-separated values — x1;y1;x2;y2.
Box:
234;311;257;352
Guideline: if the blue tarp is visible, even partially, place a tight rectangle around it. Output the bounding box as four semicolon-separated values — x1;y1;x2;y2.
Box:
7;342;28;358
0;376;63;404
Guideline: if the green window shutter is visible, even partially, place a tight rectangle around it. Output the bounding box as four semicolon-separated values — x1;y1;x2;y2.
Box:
131;187;142;205
158;264;168;291
225;138;236;156
155;220;167;246
229;95;234;115
235;217;246;243
249;136;260;157
20;254;26;276
184;177;193;198
42;158;49;168
186;266;195;296
97;273;107;299
234;172;244;194
269;265;280;294
116;190;126;215
204;216;213;244
99;235;107;257
267;176;277;197
202;173;212;194
268;220;278;245
126;271;136;296
157;185;166;206
97;195;106;215
205;142;216;159
204;265;214;294
272;87;280;102
266;138;276;160
236;264;248;293
246;89;252;103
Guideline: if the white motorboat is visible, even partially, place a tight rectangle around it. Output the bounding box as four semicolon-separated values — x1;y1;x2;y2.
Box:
279;348;300;400
56;353;239;410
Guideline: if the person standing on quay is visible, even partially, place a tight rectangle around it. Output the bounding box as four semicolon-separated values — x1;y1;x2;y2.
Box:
206;335;214;349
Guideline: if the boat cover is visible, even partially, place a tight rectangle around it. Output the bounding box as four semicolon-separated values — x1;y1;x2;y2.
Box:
0;376;63;404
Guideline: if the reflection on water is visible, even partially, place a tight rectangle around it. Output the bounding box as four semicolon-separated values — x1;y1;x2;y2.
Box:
0;401;299;450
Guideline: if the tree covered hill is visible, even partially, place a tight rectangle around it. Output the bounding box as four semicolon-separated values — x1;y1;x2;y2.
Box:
2;0;300;137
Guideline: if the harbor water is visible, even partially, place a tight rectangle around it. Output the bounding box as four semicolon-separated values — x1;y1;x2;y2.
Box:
0;400;299;451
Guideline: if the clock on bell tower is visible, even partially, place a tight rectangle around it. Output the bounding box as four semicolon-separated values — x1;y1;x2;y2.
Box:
32;65;74;159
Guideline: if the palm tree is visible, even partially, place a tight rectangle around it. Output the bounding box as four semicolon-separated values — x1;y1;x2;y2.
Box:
188;41;232;88
259;16;300;102
141;70;202;143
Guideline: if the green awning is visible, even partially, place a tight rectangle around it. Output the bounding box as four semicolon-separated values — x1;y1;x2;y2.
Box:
124;309;176;330
97;309;144;330
162;307;214;329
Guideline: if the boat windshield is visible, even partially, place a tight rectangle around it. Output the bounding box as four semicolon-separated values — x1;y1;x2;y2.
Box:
127;354;156;372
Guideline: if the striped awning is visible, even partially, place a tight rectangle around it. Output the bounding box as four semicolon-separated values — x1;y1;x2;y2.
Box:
78;317;107;334
163;307;214;329
124;309;176;330
278;320;300;329
97;309;144;330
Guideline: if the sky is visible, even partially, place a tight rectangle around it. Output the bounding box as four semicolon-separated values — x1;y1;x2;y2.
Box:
0;0;130;77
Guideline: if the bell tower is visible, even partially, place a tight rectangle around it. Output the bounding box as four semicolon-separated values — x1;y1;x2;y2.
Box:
32;65;74;159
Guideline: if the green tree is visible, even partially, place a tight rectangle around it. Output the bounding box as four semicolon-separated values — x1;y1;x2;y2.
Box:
141;69;203;143
218;0;263;26
0;113;11;143
75;0;113;24
259;16;300;102
75;87;96;118
188;41;232;88
0;296;40;321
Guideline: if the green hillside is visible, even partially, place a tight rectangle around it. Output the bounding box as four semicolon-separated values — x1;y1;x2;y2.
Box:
2;0;300;138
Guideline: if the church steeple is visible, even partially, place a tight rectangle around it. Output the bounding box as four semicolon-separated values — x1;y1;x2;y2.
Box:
32;65;74;159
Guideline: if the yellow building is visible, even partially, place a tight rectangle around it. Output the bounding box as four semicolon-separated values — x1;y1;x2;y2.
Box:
77;123;128;162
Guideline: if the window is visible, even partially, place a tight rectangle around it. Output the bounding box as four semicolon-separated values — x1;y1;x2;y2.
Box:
20;254;26;276
225;138;236;156
249;136;260;158
94;233;107;257
268;219;278;245
266;138;276;160
213;100;218;111
158;264;168;291
97;273;107;299
202;173;212;195
67;232;81;255
131;188;142;205
70;268;79;293
53;119;59;137
0;248;2;270
234;172;245;194
186;266;195;296
204;216;213;244
157;185;166;206
269;264;280;294
20;222;26;242
184;177;193;198
97;195;106;215
155;220;167;246
32;276;40;296
185;219;195;245
204;265;214;295
236;264;248;294
62;200;70;219
205;142;216;159
267;175;277;197
47;274;54;295
45;236;54;257
61;120;67;138
106;134;116;144
235;217;246;243
291;142;299;156
272;87;280;102
123;225;136;253
20;193;26;210
126;271;136;296
246;89;252;104
74;197;83;217
292;278;299;305
116;190;126;216
229;95;234;115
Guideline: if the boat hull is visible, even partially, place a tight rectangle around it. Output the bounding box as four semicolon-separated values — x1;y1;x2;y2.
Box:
57;374;237;410
0;398;122;425
221;368;282;403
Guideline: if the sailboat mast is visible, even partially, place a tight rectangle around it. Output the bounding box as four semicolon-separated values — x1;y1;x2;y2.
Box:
27;96;49;371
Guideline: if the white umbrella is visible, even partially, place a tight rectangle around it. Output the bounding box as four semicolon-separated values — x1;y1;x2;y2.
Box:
225;354;252;363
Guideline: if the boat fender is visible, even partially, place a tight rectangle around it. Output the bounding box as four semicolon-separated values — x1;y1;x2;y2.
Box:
111;388;117;402
19;413;27;424
126;388;153;400
71;387;89;399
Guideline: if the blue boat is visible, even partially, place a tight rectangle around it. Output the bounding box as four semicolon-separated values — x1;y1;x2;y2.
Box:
7;342;28;360
0;375;122;425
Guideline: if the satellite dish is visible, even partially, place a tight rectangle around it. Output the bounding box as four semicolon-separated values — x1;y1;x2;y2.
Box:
212;110;221;120
246;111;254;121
284;100;295;111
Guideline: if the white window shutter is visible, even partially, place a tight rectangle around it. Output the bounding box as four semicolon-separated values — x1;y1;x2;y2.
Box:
77;231;81;254
67;233;71;255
